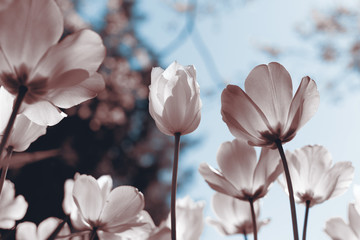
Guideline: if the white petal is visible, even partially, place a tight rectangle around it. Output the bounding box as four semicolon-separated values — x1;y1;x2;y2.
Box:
21;101;66;126
16;222;38;240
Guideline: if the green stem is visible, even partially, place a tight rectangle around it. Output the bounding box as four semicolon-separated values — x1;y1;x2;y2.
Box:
171;132;181;240
275;139;299;240
0;86;27;161
249;198;258;240
302;200;310;240
0;147;12;196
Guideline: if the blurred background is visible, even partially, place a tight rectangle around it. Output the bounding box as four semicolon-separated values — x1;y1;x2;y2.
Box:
5;0;360;239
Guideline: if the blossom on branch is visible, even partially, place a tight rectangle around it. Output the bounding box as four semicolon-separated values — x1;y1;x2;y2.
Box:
0;0;105;126
221;62;319;148
199;139;282;201
149;61;202;136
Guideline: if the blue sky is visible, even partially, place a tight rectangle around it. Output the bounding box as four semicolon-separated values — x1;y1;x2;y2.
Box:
79;0;360;239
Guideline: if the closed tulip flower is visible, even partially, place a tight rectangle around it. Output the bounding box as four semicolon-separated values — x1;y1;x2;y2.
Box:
221;62;319;148
149;61;201;136
207;192;269;236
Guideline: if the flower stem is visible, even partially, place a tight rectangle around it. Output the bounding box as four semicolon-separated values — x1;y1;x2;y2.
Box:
249;198;258;240
171;132;181;240
0;86;27;161
46;215;69;240
275;139;299;240
89;229;99;240
0;147;12;196
243;231;248;240
302;200;310;240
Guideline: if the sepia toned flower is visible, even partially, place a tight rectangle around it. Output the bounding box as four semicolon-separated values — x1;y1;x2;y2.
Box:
0;0;105;126
279;145;354;207
325;204;360;240
16;217;71;240
147;196;204;240
207;192;269;236
199;139;282;201
149;61;201;136
0;180;28;229
70;174;149;239
221;62;319;148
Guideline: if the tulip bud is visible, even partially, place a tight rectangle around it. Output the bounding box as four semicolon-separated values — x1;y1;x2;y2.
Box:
149;61;202;136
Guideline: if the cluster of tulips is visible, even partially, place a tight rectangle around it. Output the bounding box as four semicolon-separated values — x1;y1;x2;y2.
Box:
0;0;358;239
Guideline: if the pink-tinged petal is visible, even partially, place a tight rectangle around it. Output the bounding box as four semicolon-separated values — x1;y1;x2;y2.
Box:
46;69;90;90
97;175;113;200
198;163;240;198
0;0;63;70
21;101;66;126
100;186;145;228
148;105;173;136
34;29;105;81
97;231;124;240
221;85;270;144
0;86;13;132
70;209;91;231
245;62;293;128
148;227;171;240
325;217;358;240
47;72;104;109
217;139;256;192
349;203;360;237
16;222;38;240
117;210;155;239
284;77;320;140
207;218;237;235
62;179;75;215
253;147;282;197
38;217;70;240
151;67;164;84
9;114;47;152
327;162;354;199
73;175;103;223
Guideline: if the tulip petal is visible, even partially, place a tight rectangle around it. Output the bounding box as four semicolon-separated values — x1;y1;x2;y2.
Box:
100;186;145;229
221;84;271;145
253;147;282;196
349;203;360;237
16;222;38;240
73;175;103;223
328;162;354;199
38;217;70;240
245;62;292;128
325;217;358;240
217;140;256;192
21;101;66;126
47;73;105;109
0;0;63;70
284;77;320;140
97;175;113;201
198;163;240;198
0;86;13;132
35;29;105;80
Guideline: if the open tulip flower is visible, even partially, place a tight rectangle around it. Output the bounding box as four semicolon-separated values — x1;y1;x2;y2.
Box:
221;62;319;148
16;217;71;240
207;192;269;237
0;0;106;126
199;139;282;201
0;180;28;229
69;174;150;239
279;145;354;207
149;61;201;136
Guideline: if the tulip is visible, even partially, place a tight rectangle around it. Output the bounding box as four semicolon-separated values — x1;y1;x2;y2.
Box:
207;192;269;237
221;62;319;149
149;61;201;136
16;217;71;240
69;174;149;239
0;180;28;229
280;145;354;240
149;61;201;240
199;139;281;240
199;139;282;201
221;62;320;240
325;203;360;240
147;196;204;240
